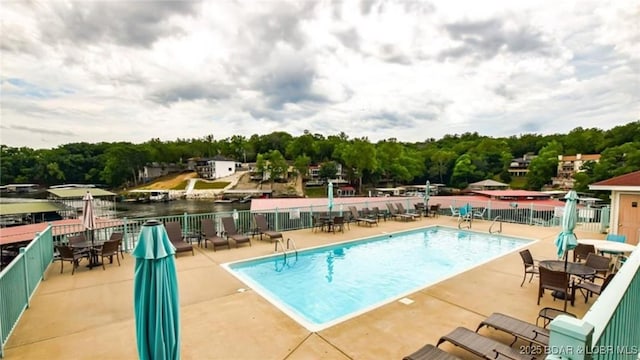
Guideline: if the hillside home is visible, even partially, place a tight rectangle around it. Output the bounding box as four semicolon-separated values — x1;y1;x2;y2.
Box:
553;153;601;189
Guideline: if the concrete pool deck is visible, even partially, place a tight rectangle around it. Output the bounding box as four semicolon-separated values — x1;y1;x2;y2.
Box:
4;216;603;359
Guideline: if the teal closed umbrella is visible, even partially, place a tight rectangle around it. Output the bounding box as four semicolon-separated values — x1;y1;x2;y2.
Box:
424;180;431;210
554;190;579;264
328;181;334;216
133;220;180;360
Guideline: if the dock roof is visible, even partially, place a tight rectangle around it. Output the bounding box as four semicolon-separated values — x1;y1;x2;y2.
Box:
0;202;68;216
47;188;116;198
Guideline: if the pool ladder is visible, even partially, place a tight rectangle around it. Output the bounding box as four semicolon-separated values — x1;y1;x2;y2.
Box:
489;216;502;234
275;238;298;263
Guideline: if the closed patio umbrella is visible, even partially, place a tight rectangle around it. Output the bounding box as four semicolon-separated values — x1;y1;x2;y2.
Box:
327;181;334;216
424;180;431;211
82;191;96;245
554;190;579;266
133;220;180;360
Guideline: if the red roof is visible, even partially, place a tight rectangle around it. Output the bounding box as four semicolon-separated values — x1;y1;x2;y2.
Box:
0;218;123;245
591;171;640;187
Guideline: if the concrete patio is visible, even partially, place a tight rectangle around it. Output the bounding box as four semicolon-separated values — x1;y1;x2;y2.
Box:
3;216;603;359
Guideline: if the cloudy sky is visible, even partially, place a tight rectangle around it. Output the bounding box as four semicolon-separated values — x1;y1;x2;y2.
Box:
1;1;638;149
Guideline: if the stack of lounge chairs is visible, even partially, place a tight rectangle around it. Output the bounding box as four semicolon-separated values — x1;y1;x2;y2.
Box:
404;312;562;359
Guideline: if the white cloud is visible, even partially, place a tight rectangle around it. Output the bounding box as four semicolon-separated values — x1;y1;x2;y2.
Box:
0;0;637;149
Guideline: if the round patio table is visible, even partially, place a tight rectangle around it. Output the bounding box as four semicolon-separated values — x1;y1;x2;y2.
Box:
578;239;636;253
538;260;596;277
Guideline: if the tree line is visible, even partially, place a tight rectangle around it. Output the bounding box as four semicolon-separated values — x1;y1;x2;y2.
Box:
1;121;638;195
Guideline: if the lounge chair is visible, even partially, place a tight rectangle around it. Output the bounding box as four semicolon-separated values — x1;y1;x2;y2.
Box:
396;203;419;220
200;218;230;251
253;214;283;242
386;203;414;221
348;206;377;226
437;327;536;360
164;221;195;256
221;217;251;247
476;312;550;346
403;344;461;360
519;249;539;287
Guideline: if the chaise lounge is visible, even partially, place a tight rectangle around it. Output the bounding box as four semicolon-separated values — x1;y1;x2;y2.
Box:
348;206;377;227
437;327;537;360
403;344;461;360
200;218;230;251
253;214;283;242
475;313;549;346
221;217;251;248
164;221;194;256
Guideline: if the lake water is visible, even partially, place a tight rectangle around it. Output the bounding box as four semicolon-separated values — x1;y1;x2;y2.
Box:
116;199;251;218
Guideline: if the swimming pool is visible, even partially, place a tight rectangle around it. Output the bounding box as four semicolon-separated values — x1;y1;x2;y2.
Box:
224;226;534;331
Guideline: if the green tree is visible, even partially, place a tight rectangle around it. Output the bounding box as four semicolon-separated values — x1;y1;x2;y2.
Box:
293;154;311;180
526;141;563;190
451;154;481;188
318;161;338;182
429;149;457;184
334;138;377;194
101;143;150;187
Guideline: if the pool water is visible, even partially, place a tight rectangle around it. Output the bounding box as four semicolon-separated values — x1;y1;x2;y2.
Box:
225;226;533;331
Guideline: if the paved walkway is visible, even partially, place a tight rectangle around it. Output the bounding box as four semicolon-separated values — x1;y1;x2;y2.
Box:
4;216;603;359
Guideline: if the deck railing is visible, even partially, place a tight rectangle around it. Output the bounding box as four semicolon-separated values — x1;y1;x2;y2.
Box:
547;247;640;360
0;198;613;358
45;199;610;253
0;226;53;358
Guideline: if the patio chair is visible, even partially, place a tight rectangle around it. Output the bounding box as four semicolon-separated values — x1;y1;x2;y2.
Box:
582;253;610;280
348;206;377;226
200;218;230;251
164;221;195;256
472;207;486;220
403;344;461;360
449;205;460;217
519;249;539;287
331;216;345;233
437;327;534;360
600;234;627;257
221;217;251;247
96;239;121;270
372;206;388;222
572;243;595;262
573;273;615;303
109;232;125;259
537;267;572;309
476;312;550;346
312;215;326;232
253;214;283;242
55;244;90;275
428;204;441;218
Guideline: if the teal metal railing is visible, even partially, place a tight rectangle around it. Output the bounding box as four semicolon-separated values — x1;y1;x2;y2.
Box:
546;247;640;360
0;226;53;358
0;199;612;358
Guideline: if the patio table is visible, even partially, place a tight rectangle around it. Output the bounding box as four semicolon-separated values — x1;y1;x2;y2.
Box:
71;240;105;269
538;260;596;306
578;239;636;253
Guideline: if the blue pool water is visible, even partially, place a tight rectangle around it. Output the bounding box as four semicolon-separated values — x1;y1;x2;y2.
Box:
225;226;533;331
